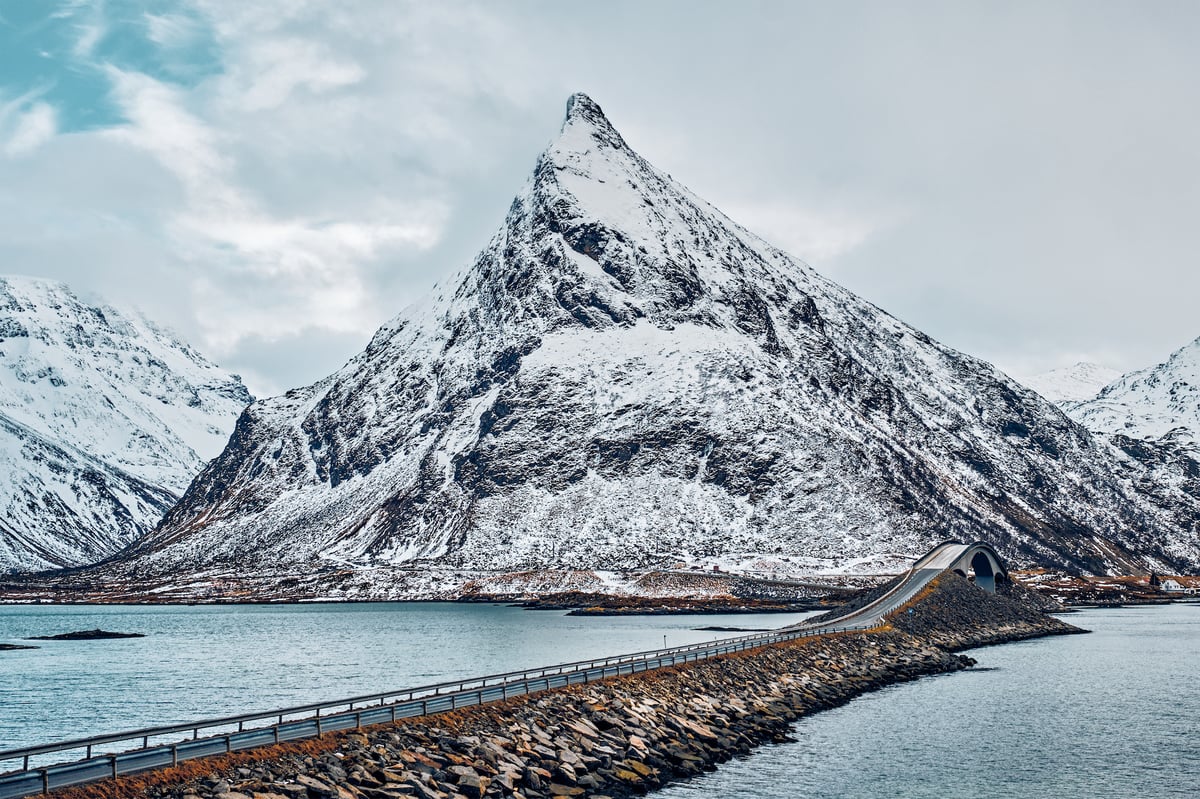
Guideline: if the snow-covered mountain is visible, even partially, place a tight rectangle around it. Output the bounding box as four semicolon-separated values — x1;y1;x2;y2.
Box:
1069;338;1200;455
103;94;1200;590
1024;362;1121;405
0;276;251;572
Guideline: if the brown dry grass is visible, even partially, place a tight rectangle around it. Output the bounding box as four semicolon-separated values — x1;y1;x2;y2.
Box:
879;574;941;626
52;736;337;799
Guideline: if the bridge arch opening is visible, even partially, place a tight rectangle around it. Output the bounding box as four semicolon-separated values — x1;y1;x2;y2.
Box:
970;551;997;593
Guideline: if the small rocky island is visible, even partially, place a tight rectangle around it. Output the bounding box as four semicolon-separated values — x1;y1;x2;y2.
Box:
28;629;145;641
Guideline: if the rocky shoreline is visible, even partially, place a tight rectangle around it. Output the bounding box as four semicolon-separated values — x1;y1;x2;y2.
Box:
0;565;865;606
54;574;1080;799
513;593;829;615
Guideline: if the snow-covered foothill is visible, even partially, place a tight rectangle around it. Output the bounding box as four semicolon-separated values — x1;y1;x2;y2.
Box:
0;276;251;572
1024;362;1121;406
1068;338;1200;452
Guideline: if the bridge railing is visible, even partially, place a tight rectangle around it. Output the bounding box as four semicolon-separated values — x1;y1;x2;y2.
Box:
791;567;918;629
0;620;880;799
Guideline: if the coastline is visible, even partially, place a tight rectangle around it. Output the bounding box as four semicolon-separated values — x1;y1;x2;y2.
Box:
4;565;1192;612
45;574;1081;799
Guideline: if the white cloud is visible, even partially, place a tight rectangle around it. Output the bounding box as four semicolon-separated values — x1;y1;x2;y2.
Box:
98;64;450;357
144;11;203;49
721;201;894;264
231;37;365;112
2;101;57;156
6;0;1200;399
49;0;554;384
103;69;230;196
63;0;107;58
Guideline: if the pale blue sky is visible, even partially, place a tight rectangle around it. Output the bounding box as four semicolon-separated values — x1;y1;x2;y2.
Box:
2;1;1199;396
1;1;219;129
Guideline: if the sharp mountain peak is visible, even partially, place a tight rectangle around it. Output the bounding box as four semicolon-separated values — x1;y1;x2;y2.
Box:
85;94;1200;594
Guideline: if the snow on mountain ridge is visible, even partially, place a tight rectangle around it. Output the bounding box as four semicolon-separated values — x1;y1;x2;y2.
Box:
0;275;251;572
1070;337;1200;450
105;93;1200;589
1024;362;1122;405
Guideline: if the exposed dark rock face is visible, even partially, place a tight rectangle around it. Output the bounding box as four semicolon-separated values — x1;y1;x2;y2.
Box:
93;93;1200;592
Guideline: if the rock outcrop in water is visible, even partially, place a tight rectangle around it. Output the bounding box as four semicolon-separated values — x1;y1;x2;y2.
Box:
27;629;144;641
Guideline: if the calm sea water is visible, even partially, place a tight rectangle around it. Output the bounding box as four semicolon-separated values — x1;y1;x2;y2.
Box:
0;602;816;752
4;603;1198;797
657;603;1200;799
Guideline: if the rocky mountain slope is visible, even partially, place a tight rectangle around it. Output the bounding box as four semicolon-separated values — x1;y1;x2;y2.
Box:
1024;362;1121;405
0;276;251;572
104;94;1200;591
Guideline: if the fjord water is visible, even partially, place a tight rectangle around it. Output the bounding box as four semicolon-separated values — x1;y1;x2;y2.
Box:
4;604;1199;797
0;602;817;752
658;603;1200;799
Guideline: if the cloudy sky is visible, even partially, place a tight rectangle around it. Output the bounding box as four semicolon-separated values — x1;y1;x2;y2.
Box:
1;1;1198;397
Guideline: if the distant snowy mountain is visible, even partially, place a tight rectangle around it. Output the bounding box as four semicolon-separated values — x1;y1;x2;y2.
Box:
1025;362;1121;405
0;276;251;572
93;94;1200;594
1069;338;1200;454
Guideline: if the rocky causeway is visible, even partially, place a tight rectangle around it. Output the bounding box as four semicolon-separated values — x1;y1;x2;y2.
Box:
51;574;1081;799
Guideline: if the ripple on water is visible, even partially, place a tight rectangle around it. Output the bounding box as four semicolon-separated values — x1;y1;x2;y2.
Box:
0;602;820;752
655;605;1200;799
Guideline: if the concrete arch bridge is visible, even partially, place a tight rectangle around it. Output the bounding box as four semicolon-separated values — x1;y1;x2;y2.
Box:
790;540;1010;631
